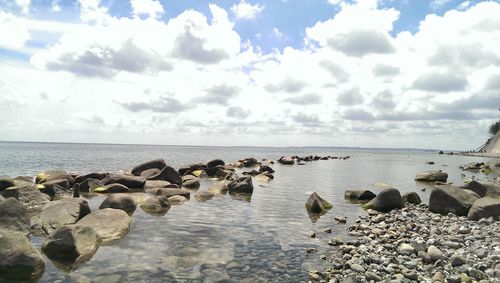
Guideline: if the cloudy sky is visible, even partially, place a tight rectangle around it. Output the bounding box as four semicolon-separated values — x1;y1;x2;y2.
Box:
1;0;499;149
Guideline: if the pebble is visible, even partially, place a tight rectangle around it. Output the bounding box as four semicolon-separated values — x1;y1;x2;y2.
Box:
450;254;466;267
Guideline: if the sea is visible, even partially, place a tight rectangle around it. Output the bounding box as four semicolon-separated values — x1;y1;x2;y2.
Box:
0;141;498;282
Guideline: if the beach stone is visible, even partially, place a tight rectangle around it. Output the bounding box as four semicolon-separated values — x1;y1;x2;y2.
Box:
344;190;376;201
0;228;45;282
365;272;382;281
403;270;418;280
31;198;91;236
156;188;191;199
74;172;108;183
182;178;200;189
99;193;136;214
350;263;365;273
102;175;145;189
0;198;30;234
415;170;448;182
429;185;479;216
131;159;167;176
1;184;50;215
432;271;445;282
398;243;416;255
450;254;466;267
460;180;487;197
140;196;170;215
78;178;103;192
228;176;254;193
195;190;214;202
77;208;131;245
168;195;187;205
363;188;403;212
305;192;332;214
94;183;130;193
467;197;500;221
42;225;100;267
427;245;445;262
36;170;75;187
149;165;182;187
139;168;161;179
0;177;16;191
402;192;422;205
207;159;225;168
207;181;229;195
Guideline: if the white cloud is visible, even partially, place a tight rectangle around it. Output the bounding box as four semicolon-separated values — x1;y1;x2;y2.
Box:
230;0;264;20
0;12;30;49
272;27;284;40
130;0;164;19
51;0;61;12
430;0;454;10
15;0;30;14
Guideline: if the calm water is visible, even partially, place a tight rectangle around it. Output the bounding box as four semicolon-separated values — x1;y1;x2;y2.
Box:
0;141;499;282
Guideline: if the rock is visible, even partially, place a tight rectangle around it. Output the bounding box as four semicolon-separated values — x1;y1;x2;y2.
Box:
207;181;229;195
207;159;225;168
228;177;254;193
460;180;487;197
149;165;182;187
450;254;466;267
182;178;200;189
254;174;272;183
99;193;136;214
131;159;167;176
0;228;45;282
398;243;416;255
365;272;382;281
0;198;30;234
241;157;259;167
402;270;418;280
42;225;100;269
427;245;445;262
350;263;365;273
144;180;170;190
140;196;170;215
402;192;422;205
258;165;275;174
43;178;70;190
0;176;16;190
467;197;500;221
74;172;108;183
31;198;91;236
102;175;145;189
139;168;161;179
363;188;403;212
77;208;131;245
429;185;479;216
483;184;500;198
1;184;50;215
278;156;295;165
305;192;332;214
432;271;445;282
94;183;130;193
78;178;104;192
168;195;187;205
156;188;191;199
191;170;207;178
36;170;75;188
415;170;448;182
195;191;214;202
344;190;376;201
0;195;4;202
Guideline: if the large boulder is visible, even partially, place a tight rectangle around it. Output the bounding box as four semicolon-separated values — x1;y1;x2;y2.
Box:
144;180;170;190
402;192;422;205
74;172;108;183
258;165;275;174
0;228;45;282
149;166;182;187
36;170;75;187
460;180;487;197
305;192;332;214
0;198;30;235
78;178;104;192
415;170;448;182
156;188;191;199
228;177;254;194
363;188;404;212
182;175;200;189
140;168;161;179
99;193;136;214
140;196;170;215
131;159;167;176
467;197;500;221
344;190;376;201
241;157;259;167
31;198;91;236
42;225;100;269
77;208;131;245
429;185;479;216
0;176;16;191
102;174;145;189
94;183;130;193
1;185;50;215
43;179;70;190
483;184;500;198
278;156;295;165
207;159;225;168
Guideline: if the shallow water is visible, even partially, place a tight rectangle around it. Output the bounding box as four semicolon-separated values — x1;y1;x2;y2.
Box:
1;142;499;282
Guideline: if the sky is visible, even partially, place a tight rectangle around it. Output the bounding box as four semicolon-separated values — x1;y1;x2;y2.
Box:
0;0;499;150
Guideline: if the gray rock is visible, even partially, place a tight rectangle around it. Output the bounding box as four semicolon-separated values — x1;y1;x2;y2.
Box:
156;188;191;199
0;198;30;235
450;254;466;267
102;175;145;189
398;243;415;255
415;170;448;182
0;176;16;191
363;188;403;212
78;178;103;192
139;196;170;215
31;198;91;236
139;168;161;179
228;177;254;193
77;208;131;245
305;192;332;214
207;181;229;195
99;193;136;214
467;197;500;221
402;270;418;280
94;183;130;193
42;225;100;268
0;228;45;282
402;192;422;205
149;165;182;187
427;245;445;262
207;159;225;168
1;184;50;215
350;263;365;273
131;159;167;176
36;170;75;187
429;185;478;216
194;190;215;202
74;172;108;183
344;190;376;201
182;178;200;189
460;180;487;197
168;195;187;205
432;271;445;282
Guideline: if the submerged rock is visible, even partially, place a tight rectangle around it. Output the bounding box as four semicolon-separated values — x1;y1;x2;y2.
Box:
168;195;187;205
305;192;332;214
207;181;229;195
415;170;448;182
156;188;191;199
0;198;30;235
0;228;45;282
194;190;215;202
77;208;131;245
140;196;170;215
31;198;91;236
429;185;478;216
467;197;500;220
42;225;100;270
99;193;137;214
363;188;403;212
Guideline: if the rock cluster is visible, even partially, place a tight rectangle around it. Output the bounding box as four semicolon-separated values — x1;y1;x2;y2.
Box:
278;155;350;165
